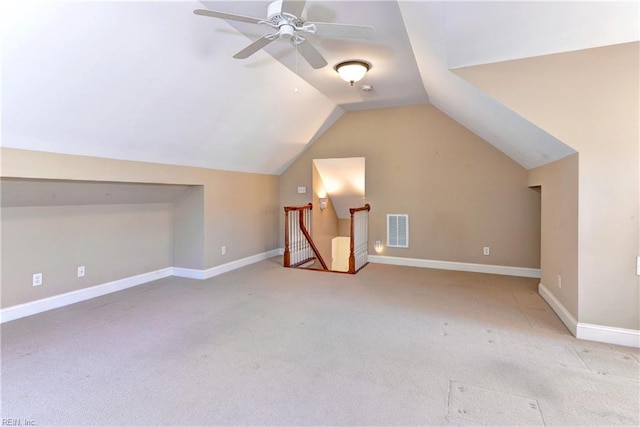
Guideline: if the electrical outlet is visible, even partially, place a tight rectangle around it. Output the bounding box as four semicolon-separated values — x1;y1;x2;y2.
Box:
557;275;562;289
483;247;490;256
221;246;227;255
77;266;85;277
33;273;43;287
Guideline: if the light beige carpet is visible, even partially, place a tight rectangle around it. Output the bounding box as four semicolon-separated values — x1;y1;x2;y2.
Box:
2;258;639;426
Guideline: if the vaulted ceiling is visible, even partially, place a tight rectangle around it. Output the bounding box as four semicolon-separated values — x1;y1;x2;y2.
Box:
2;1;638;175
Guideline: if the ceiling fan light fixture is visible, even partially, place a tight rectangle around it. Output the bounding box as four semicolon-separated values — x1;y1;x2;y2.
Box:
335;60;370;86
194;2;375;70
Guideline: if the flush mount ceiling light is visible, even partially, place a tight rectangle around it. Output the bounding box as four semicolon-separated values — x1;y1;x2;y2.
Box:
334;60;371;86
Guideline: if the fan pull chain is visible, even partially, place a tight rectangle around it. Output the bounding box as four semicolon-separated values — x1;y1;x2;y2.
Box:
294;43;299;93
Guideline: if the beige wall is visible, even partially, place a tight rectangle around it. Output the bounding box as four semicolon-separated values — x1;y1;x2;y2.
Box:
1;203;172;307
529;154;579;320
338;219;350;237
455;42;639;330
173;186;205;269
203;171;279;265
1;148;281;307
280;104;541;268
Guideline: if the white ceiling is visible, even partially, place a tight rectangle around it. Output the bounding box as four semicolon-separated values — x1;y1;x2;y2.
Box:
441;1;639;69
204;0;429;110
2;1;638;175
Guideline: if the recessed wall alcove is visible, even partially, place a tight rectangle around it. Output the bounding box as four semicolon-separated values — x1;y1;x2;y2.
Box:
0;178;204;308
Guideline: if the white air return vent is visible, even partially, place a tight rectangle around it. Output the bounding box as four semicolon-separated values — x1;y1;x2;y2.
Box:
387;214;409;248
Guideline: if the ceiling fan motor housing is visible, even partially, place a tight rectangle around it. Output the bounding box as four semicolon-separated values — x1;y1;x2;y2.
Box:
268;1;287;23
267;0;302;26
267;0;284;18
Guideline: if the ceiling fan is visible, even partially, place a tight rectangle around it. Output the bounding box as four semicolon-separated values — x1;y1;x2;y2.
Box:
194;0;375;69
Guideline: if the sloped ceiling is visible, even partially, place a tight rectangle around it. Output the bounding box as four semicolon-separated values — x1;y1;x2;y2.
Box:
1;0;340;175
397;0;638;169
313;157;365;219
2;1;638;176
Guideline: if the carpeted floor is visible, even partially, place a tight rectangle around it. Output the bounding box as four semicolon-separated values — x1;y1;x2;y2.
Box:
2;258;639;426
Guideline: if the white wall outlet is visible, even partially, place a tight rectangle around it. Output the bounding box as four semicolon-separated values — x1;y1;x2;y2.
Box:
77;266;85;277
221;246;227;255
637;256;640;276
557;274;562;289
297;186;307;194
483;247;490;256
33;273;43;287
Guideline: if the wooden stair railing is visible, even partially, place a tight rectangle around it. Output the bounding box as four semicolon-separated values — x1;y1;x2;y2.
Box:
284;203;328;270
348;204;371;274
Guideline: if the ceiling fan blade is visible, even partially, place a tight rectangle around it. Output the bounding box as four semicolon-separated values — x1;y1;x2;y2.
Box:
233;35;277;59
307;22;376;40
194;9;263;25
296;40;328;69
281;0;306;17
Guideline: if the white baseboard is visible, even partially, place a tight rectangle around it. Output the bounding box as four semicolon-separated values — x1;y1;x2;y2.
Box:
538;282;578;335
202;248;283;279
538;283;640;348
0;268;173;324
368;255;541;278
171;267;206;280
172;248;283;280
1;249;283;324
577;323;640;348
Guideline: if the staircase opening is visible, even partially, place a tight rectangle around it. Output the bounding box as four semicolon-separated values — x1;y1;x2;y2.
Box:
284;157;369;274
283;202;370;274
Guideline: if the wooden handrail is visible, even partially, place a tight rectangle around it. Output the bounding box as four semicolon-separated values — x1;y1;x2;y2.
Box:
349;204;371;214
284;203;313;213
298;211;328;270
283;203;328;270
